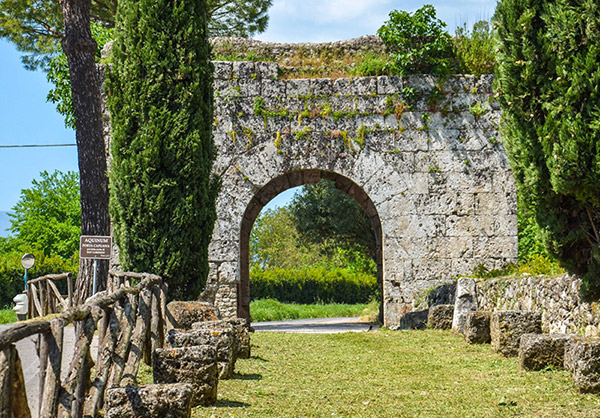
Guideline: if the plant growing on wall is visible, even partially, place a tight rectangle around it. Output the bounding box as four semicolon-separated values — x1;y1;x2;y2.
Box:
495;0;600;297
107;0;219;299
377;5;454;75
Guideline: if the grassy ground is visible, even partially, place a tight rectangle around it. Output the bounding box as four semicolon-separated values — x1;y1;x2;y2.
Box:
186;330;600;417
249;299;378;322
0;308;16;324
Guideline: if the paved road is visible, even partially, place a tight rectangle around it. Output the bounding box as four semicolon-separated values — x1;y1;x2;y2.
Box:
251;317;379;333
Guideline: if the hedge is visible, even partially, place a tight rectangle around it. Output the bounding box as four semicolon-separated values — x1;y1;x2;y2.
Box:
250;267;379;304
0;250;78;308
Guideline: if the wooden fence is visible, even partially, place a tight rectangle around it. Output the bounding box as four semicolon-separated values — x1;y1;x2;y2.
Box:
27;273;74;319
0;270;167;418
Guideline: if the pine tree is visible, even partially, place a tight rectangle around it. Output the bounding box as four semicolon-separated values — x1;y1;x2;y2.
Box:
107;0;219;299
495;0;600;296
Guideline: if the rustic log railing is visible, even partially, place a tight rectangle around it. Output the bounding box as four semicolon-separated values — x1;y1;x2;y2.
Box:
27;273;74;319
0;270;168;418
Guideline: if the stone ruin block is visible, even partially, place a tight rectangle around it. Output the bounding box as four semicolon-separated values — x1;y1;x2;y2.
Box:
452;278;478;335
193;319;251;360
564;335;587;373
167;328;236;379
105;383;194;418
153;345;218;406
427;304;454;330
490;311;542;357
397;309;429;330
464;311;491;344
564;338;600;393
166;301;220;331
518;333;572;371
229;318;251;359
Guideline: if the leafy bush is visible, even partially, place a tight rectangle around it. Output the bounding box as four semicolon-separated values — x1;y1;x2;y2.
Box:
377;5;454;75
0;246;78;307
350;52;398;77
454;20;494;75
250;267;379;304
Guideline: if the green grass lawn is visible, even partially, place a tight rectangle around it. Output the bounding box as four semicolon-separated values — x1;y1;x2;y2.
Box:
190;330;600;417
0;308;16;324
249;298;378;322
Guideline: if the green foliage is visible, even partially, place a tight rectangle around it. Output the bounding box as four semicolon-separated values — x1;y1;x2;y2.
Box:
107;0;219;300
249;298;369;322
454;20;495;75
494;0;600;297
377;5;454;75
208;0;272;38
0;245;78;307
8;170;80;259
250;266;378;305
469;255;564;279
0;309;17;324
0;0;272;71
349;51;398;77
46;22;113;129
289;179;376;260
250;206;322;270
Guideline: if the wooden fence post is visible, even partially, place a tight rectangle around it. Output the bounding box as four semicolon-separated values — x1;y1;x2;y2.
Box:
39;318;64;418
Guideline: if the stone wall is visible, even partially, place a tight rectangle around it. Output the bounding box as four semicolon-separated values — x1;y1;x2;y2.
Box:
476;274;600;337
205;59;518;326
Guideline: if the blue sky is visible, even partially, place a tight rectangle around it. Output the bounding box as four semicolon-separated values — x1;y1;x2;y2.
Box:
0;0;497;213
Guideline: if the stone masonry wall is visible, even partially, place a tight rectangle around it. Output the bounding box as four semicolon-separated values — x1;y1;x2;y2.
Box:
476;274;600;337
205;59;518;327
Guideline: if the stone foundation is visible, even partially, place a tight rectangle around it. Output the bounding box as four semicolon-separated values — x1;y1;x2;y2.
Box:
105;384;193;418
490;311;542;357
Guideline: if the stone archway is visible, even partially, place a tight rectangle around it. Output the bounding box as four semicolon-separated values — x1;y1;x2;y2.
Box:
202;59;518;327
237;169;383;321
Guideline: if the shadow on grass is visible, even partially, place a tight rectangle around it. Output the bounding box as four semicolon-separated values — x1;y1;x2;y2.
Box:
250;355;268;362
230;372;262;381
213;399;251;408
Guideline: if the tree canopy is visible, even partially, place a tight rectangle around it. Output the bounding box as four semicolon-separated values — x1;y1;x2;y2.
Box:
107;0;219;300
6;170;80;258
494;0;600;296
0;0;272;70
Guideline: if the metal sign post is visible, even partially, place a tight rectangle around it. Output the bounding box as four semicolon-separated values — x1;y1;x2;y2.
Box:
79;235;113;295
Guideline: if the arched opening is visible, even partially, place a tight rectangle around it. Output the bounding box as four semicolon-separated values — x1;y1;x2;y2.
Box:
239;169;383;322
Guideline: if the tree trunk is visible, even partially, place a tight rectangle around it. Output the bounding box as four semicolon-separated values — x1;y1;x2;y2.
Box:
59;0;110;305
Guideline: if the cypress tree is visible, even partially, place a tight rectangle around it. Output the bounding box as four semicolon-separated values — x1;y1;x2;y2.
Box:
107;0;218;299
495;0;600;296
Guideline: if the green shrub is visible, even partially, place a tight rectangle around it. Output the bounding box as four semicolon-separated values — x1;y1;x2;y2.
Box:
0;247;78;307
350;52;398;77
250;267;379;304
454;20;494;75
377;5;454;75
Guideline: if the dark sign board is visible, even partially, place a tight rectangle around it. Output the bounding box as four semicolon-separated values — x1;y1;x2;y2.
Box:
80;235;113;259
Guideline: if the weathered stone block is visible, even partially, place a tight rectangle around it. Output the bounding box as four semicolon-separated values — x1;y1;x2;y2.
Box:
452;278;478;335
229;318;251;359
518;333;572;371
105;384;193;418
153;346;218;406
564;335;586;372
167;328;235;379
192;319;250;360
397;309;429;330
166;301;219;331
490;311;542;357
565;338;600;393
464;311;491;344
427;304;454;330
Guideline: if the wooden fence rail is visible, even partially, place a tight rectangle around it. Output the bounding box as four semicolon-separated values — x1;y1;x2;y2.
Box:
27;273;74;319
0;270;168;418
